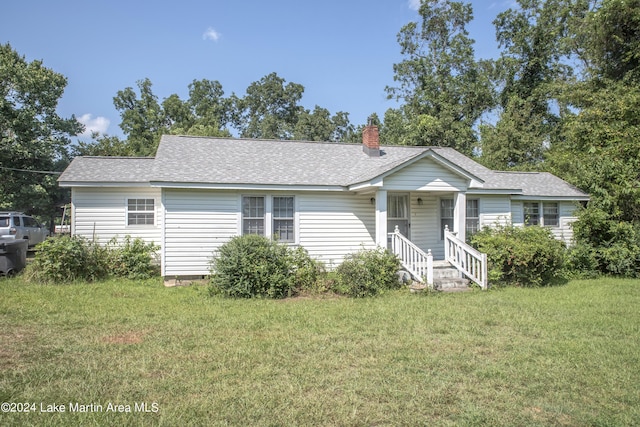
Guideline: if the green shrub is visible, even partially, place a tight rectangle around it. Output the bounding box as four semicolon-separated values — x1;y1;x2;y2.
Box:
470;225;567;287
572;208;640;277
210;235;294;298
334;248;401;297
565;241;600;279
288;246;326;294
24;235;110;283
107;236;160;280
24;235;159;283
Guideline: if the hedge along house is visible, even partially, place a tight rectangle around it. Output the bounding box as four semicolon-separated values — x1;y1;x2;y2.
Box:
58;125;589;286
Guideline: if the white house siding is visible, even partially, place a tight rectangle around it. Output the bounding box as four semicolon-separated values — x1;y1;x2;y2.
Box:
162;190;376;276
383;157;469;191
408;193;444;259
476;195;512;228
163;189;238;277
71;187;162;246
297;192;375;268
555;202;579;243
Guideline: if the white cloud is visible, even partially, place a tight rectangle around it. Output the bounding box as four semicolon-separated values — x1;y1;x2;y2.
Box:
77;114;110;137
408;0;421;11
202;27;221;42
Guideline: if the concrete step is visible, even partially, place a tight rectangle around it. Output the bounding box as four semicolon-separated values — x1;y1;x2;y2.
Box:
432;261;462;280
433;267;461;279
403;261;472;293
433;277;470;292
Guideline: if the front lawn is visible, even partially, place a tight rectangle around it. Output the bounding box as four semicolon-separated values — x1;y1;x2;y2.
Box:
0;278;638;426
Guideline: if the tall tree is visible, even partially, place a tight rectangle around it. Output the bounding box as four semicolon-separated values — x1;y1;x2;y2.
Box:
385;0;494;154
72;133;135;157
0;43;82;223
113;78;169;156
293;106;354;142
480;0;592;169
234;72;305;139
545;0;640;276
165;79;232;138
581;0;640;82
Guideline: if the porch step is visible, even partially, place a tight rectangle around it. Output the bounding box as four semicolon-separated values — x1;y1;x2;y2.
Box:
408;261;472;293
433;261;461;279
433;277;471;292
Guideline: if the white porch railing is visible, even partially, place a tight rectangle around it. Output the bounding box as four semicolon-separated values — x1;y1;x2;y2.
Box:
444;225;488;289
388;226;433;285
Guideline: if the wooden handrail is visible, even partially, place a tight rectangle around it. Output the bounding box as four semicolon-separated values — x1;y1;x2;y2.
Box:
444;226;488;289
388;226;433;285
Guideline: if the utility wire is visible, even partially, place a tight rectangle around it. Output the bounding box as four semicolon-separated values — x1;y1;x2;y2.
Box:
0;166;61;175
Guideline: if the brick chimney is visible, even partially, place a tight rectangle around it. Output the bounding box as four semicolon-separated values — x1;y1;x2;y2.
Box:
362;117;380;157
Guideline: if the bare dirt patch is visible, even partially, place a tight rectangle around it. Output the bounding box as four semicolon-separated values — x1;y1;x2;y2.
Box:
101;331;146;345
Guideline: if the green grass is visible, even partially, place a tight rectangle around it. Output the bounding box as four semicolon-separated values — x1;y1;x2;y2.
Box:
0;278;639;426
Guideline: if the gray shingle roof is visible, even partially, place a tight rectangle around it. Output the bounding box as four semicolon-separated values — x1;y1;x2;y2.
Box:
58;157;155;183
58;135;588;199
150;135;429;187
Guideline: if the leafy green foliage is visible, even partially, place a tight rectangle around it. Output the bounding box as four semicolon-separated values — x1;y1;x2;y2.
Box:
570;207;640;277
479;0;589;170
471;225;567;287
23;235;109;283
288;246;325;294
334;248;402;297
23;235;159;283
209;234;322;299
582;0;640;81
0;43;82;223
107;235;160;280
385;0;494;153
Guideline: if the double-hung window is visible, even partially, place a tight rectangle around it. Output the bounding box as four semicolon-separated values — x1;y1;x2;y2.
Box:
440;198;454;238
273;196;295;242
242;196;265;236
524;201;559;227
466;199;480;236
127;198;154;226
543;203;559;227
242;195;295;242
523;202;540;226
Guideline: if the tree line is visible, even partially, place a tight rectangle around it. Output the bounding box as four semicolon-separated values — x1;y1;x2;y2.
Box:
2;0;639;276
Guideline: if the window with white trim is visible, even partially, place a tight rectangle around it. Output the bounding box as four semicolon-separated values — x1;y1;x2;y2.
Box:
273;196;295;242
440;198;454;239
466;199;480;235
523;202;540;226
524;201;559;227
242;196;265;236
127;198;154;226
388;194;408;220
543;203;559;227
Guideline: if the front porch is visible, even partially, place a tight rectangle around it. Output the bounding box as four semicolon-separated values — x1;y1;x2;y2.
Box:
372;190;471;261
364;189;486;288
388;225;488;289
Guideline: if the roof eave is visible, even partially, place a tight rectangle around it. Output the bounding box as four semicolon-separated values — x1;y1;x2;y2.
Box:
511;194;590;201
149;181;347;192
58;181;152;188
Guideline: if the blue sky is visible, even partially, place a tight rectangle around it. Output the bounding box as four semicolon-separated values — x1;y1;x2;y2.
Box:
2;0;514;139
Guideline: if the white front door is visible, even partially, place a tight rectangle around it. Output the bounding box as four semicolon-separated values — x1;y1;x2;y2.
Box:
388;194;409;238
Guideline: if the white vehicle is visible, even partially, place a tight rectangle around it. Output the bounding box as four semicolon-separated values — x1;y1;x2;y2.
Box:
0;212;49;247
